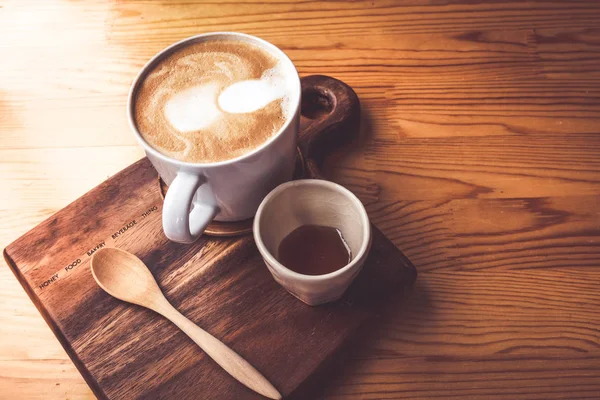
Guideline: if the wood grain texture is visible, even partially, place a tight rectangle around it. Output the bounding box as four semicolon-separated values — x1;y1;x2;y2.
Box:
3;76;417;399
3;156;416;400
89;249;282;400
1;0;600;399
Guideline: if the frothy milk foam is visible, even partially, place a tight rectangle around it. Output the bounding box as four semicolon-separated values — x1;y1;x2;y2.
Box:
218;64;290;114
134;39;296;163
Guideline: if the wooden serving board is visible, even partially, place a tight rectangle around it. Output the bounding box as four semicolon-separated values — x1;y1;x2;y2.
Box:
3;76;417;400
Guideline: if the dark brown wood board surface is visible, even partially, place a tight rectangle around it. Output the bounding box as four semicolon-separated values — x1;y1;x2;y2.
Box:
3;76;417;400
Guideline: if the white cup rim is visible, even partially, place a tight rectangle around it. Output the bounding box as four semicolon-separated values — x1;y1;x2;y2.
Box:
126;32;301;169
253;179;372;282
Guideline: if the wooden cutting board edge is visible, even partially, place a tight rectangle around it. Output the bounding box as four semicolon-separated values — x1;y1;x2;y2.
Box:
3;162;155;400
2;162;417;400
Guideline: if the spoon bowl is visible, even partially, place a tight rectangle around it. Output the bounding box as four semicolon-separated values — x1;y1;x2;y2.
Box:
91;247;162;306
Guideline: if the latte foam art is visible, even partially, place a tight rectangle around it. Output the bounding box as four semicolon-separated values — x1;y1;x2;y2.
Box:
164;61;290;133
218;64;289;114
164;83;221;132
134;39;295;163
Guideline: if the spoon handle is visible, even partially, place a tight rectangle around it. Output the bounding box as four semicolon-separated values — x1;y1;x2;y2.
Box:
156;301;282;400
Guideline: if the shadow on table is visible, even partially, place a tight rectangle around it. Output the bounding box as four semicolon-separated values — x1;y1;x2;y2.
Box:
289;275;432;400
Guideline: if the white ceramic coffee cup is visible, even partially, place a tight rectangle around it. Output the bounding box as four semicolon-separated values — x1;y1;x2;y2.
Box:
128;32;301;243
253;179;372;306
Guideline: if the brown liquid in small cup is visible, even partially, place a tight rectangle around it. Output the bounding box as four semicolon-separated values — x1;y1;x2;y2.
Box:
277;225;351;276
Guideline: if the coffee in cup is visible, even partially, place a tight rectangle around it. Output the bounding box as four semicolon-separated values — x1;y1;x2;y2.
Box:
133;38;296;163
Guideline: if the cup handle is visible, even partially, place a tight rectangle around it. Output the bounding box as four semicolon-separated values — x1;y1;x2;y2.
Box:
162;171;218;243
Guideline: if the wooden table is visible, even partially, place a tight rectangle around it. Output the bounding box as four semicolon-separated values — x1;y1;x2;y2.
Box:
1;1;599;399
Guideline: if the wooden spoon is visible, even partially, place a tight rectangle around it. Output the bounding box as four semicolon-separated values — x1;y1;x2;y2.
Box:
90;247;281;400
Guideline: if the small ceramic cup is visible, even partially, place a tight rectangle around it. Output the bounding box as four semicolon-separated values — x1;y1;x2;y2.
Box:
253;179;372;306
